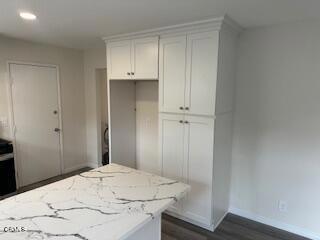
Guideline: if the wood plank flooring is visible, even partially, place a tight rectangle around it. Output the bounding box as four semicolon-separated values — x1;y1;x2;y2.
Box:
162;213;310;240
0;167;310;240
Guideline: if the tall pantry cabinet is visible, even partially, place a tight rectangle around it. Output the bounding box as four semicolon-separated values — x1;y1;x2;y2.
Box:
159;19;239;231
104;16;240;231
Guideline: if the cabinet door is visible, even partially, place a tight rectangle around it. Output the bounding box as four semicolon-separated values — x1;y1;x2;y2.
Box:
107;40;132;79
159;35;187;114
159;114;185;213
182;115;214;226
132;37;159;79
185;31;219;116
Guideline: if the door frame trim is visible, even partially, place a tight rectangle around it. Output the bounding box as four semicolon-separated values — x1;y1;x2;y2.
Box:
6;61;64;188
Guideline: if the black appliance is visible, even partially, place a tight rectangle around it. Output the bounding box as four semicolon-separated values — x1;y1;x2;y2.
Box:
0;139;16;196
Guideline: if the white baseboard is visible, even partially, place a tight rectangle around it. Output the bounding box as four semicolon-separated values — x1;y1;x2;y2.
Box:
213;211;228;231
87;161;99;169
63;162;91;174
229;207;320;240
164;210;214;231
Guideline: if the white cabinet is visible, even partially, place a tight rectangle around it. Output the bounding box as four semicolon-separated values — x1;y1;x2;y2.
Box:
159;114;214;226
132;37;159;79
159;114;185;182
159;114;185;213
105;16;239;232
185;32;219;116
183;115;214;226
107;40;132;79
158;21;238;230
159;31;219;116
107;37;159;80
159;36;187;113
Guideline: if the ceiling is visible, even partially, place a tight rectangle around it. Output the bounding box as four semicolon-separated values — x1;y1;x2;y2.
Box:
0;0;320;49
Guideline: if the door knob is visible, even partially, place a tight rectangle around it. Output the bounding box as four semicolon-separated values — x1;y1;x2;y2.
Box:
131;72;135;75
179;107;184;110
127;72;131;75
53;110;58;115
179;120;183;123
184;121;189;124
185;107;189;110
54;128;60;132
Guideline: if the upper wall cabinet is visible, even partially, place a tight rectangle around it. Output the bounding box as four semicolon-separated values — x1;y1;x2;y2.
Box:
159;36;187;114
159;31;219;116
107;40;132;79
132;37;159;79
185;31;219;116
107;37;159;80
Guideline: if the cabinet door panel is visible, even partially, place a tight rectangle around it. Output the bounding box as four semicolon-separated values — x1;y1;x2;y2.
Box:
159;36;186;114
107;40;132;79
159;114;185;213
185;31;219;116
183;116;214;226
132;37;159;79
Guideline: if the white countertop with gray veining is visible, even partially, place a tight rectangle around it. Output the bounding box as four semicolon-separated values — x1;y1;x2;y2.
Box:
0;164;190;240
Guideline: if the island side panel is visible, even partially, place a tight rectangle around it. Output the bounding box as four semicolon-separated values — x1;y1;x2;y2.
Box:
125;215;161;240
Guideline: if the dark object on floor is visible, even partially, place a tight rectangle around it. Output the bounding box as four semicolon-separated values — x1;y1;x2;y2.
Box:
102;125;109;166
162;213;310;240
102;152;109;165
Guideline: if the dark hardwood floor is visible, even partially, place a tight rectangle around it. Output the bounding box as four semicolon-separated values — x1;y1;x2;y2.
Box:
0;168;309;240
162;213;310;240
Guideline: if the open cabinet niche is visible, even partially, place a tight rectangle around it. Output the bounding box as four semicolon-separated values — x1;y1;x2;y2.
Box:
109;80;159;173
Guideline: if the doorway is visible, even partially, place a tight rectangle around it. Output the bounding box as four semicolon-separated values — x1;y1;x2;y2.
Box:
96;68;108;166
8;62;63;187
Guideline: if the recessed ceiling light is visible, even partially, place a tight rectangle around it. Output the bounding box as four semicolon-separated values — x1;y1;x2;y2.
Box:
19;12;37;20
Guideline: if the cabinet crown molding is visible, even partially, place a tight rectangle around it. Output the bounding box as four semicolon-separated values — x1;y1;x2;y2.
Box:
103;15;242;43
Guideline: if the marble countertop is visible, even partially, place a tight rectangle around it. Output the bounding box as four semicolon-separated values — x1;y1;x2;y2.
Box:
0;164;189;240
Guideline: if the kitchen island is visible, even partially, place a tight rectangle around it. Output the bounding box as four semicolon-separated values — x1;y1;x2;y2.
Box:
0;164;190;240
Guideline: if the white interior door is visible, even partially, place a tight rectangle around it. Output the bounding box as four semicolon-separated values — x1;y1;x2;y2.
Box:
159;35;187;114
182;115;214;226
185;31;219;116
9;63;62;187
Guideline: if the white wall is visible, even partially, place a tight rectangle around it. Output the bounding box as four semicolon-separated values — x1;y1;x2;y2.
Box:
83;47;106;167
109;81;136;168
136;81;159;174
0;35;86;172
231;20;320;239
